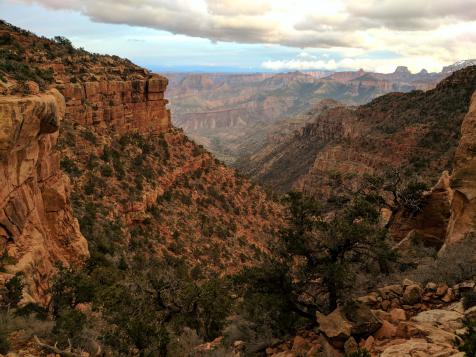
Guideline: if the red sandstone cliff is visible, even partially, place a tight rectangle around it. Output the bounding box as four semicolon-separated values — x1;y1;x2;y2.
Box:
0;89;88;303
0;21;174;302
58;75;170;135
446;90;476;243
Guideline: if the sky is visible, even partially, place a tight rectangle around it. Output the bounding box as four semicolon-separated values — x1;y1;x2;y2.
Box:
1;0;476;73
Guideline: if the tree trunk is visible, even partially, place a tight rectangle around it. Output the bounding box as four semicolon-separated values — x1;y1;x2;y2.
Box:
328;282;338;312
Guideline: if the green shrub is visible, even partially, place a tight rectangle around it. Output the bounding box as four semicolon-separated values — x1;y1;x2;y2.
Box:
60;157;80;177
53;308;86;347
15;303;48;320
0;33;12;46
0;329;9;354
463;290;476;310
457;319;476;355
80;130;97;144
100;164;113;177
4;273;23;308
345;349;371;357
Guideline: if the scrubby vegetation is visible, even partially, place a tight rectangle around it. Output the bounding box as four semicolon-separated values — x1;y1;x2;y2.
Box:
231;190;397;340
0;19;143;93
46;261;231;356
457;319;476;355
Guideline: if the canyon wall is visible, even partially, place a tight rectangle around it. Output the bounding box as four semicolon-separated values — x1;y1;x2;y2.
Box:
391;90;476;250
0;22;173;302
0;89;88;303
57;75;171;135
447;90;476;243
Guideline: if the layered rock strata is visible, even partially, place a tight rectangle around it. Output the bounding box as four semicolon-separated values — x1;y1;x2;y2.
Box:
57;75;170;135
0;89;88;303
447;90;476;243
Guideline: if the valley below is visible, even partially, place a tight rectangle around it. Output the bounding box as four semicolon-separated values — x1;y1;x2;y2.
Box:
166;67;449;165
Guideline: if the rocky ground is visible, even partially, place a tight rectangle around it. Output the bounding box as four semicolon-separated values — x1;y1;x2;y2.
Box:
196;279;476;357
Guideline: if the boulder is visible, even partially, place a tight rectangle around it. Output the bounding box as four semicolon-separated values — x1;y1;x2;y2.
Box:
316;308;352;347
360;335;374;351
374;320;397;339
315;335;343;357
402;279;416;287
378;285;403;299
272;352;295;357
402;284;423;305
372;309;392;322
411;309;464;331
455;281;476;293
380;339;459;357
390;308;406;322
436;284;448;297
442;288;456;303
343;337;358;355
356;292;378;305
306;344;321;356
291;336;309;353
445;301;465;314
465;305;476;320
343;301;382;337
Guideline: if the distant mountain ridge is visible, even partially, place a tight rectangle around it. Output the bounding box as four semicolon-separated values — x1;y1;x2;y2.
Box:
238;66;476;199
167;62;472;164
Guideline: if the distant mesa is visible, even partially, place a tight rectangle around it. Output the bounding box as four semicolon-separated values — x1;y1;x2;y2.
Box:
394;66;411;75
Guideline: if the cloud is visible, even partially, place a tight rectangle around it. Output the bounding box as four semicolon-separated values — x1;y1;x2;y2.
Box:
261;53;448;73
8;0;476;70
206;0;270;16
346;0;476;29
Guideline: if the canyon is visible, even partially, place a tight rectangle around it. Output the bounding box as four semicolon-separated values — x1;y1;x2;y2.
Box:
0;21;282;305
1;19;476;357
239;65;476;253
167;67;446;164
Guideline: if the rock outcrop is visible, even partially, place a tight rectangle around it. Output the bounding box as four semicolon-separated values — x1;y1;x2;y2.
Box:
447;90;476;243
265;279;476;357
58;75;170;135
0;89;88;304
394;89;476;250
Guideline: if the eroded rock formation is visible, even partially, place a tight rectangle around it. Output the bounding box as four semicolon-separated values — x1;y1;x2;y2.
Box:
396;89;476;249
58;75;170;135
0;89;88;303
447;90;476;243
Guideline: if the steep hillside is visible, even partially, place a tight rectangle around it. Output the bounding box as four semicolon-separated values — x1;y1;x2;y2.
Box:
0;20;283;302
239;66;476;203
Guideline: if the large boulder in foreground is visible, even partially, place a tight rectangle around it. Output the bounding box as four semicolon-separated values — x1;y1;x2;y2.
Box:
342;301;382;337
316;302;382;348
316;308;352;348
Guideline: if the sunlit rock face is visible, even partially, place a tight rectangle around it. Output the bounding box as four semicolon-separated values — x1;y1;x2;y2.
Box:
0;89;88;304
447;90;476;244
